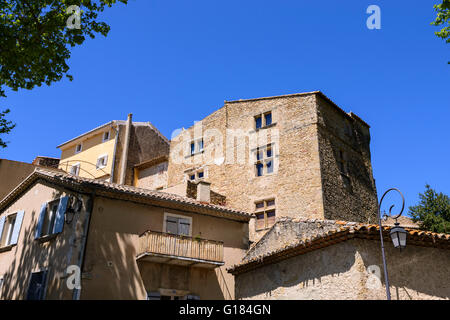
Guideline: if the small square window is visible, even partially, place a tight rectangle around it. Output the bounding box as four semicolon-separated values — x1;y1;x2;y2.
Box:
254;199;276;231
75;144;82;154
255;201;264;210
96;155;108;169
70;164;80;176
197;171;204;179
189;174;195;181
103;131;110;142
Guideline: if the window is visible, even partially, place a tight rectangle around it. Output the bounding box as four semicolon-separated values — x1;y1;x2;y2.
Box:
0;211;24;248
96;155;108;169
75;143;82;154
254;199;276;230
337;150;348;174
41;200;59;238
254;144;275;177
255;111;273;129
0;277;3;295
190;138;204;156
26;271;48;300
102;131;110;142
69;163;80;176
164;213;192;236
35;197;69;239
187;168;206;181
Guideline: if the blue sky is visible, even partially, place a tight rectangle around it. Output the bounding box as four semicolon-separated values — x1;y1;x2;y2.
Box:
1;0;449;212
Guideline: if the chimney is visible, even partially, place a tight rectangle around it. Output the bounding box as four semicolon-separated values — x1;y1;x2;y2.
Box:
196;181;211;203
119;113;132;185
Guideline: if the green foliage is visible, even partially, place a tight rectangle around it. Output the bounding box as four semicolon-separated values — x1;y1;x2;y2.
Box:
0;108;15;148
432;0;450;43
0;0;127;147
409;184;450;234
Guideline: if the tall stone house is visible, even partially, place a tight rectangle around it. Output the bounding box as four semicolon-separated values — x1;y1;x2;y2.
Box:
164;91;378;240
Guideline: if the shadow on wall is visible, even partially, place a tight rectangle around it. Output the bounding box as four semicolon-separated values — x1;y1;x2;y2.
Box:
80;227;145;300
235;239;450;300
2;190;72;300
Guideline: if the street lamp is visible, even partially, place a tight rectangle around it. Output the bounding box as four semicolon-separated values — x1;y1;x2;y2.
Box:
377;188;406;300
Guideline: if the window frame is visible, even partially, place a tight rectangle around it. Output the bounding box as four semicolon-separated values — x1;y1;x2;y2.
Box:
75;143;83;154
163;212;192;237
0;213;17;247
70;163;80;176
26;269;49;300
254;144;275;177
254;199;276;231
96;154;108;170
189;138;204;156
102;131;110;142
40;200;59;238
254;111;274;130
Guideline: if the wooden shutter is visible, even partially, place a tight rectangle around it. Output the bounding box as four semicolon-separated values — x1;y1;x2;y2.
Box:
35;203;47;239
10;210;24;245
53;196;69;234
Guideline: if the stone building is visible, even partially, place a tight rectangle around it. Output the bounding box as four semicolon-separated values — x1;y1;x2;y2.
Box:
166;91;378;241
228;218;450;300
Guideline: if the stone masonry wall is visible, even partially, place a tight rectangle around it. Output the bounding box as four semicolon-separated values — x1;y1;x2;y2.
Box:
235;238;450;300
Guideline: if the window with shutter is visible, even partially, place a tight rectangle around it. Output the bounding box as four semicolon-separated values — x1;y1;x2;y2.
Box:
164;213;192;236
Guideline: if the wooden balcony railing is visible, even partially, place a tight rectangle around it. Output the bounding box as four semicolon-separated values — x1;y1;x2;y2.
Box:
137;231;224;267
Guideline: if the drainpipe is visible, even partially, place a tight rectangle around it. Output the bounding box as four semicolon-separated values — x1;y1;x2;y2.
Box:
110;123;120;183
73;192;95;300
119;114;132;185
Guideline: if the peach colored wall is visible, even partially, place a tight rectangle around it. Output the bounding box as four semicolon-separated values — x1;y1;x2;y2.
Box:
81;196;248;300
0;182;89;300
0;159;36;200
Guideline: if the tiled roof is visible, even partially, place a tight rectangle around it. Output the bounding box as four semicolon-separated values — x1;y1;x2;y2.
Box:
0;168;251;222
228;219;450;275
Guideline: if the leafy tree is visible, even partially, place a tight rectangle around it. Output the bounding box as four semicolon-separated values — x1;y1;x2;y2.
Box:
409;185;450;234
432;0;450;43
0;0;127;148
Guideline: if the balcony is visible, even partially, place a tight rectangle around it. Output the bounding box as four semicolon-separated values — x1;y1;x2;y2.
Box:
136;231;224;268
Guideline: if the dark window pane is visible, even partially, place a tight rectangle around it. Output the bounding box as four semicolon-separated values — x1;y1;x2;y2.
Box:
266;147;272;158
198;139;204;151
256;163;264;176
26;271;47;300
190;142;195;155
266;199;275;207
255;116;262;129
264;113;272;126
266;161;273;174
189;174;195;180
198;171;204;178
255;202;264;209
166;219;178;234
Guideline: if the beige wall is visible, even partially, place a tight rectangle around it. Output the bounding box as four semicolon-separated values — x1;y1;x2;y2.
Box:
0;182;90;300
0;159;36;201
136;161;168;190
59;128;117;180
80;196;248;300
235;238;450;300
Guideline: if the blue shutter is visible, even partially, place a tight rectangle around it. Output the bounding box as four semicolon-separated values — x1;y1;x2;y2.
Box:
10;210;24;245
35;203;47;239
0;216;5;242
52;196;69;234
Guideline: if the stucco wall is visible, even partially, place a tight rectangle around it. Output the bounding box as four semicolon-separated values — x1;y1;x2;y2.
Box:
0;159;36;200
235;238;450;300
0;182;90;300
80;195;249;300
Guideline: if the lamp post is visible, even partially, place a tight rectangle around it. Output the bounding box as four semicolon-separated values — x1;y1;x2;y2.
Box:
377;188;407;300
